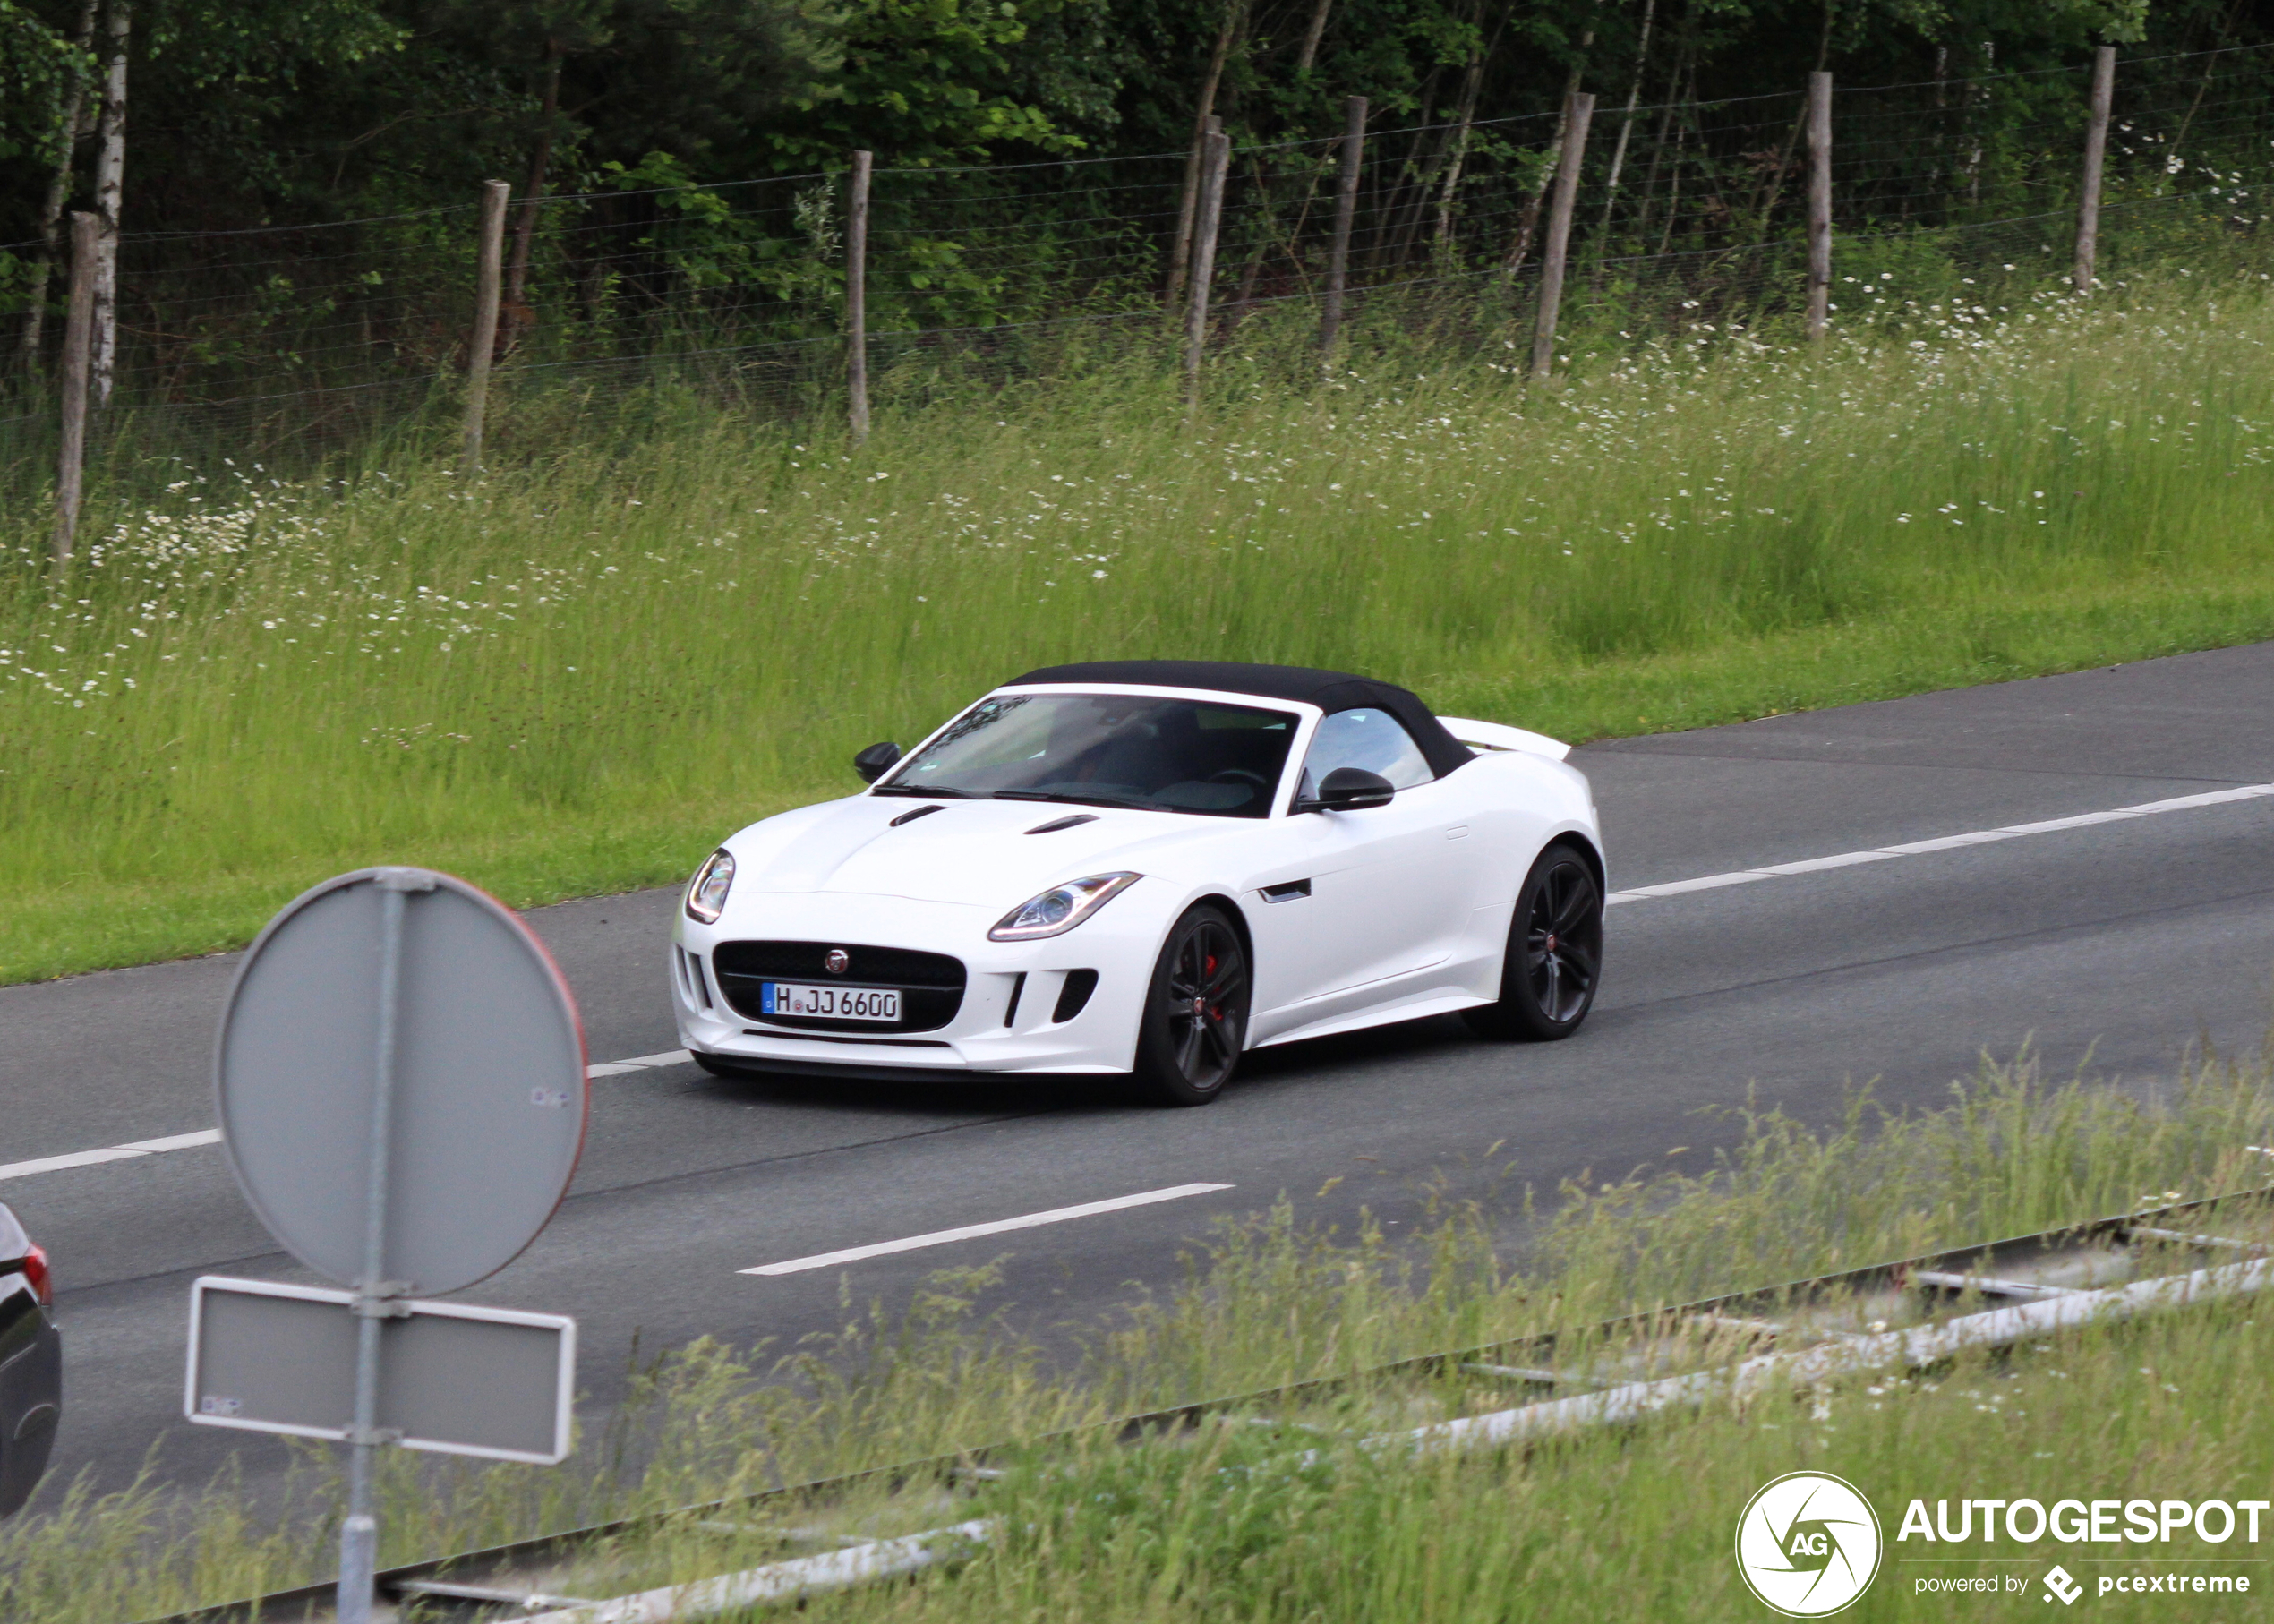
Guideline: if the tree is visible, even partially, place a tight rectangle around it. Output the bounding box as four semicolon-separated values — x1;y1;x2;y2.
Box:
415;0;843;308
742;0;1104;171
88;0;124;405
8;0;96;372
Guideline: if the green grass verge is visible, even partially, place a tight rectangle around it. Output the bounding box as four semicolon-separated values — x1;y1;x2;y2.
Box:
5;270;2273;983
4;1052;2270;1621
911;1302;2274;1623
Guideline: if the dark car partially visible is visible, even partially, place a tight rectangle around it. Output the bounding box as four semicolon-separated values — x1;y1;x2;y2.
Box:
0;1203;59;1516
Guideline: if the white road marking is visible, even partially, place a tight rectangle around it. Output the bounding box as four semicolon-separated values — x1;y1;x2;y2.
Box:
584;1048;693;1078
0;1049;697;1185
739;1184;1235;1278
10;781;2269;1190
0;1128;227;1182
1604;782;2274;906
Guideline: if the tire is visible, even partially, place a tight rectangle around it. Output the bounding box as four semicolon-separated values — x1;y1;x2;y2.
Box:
1131;904;1251;1107
0;1405;56;1517
1464;842;1603;1041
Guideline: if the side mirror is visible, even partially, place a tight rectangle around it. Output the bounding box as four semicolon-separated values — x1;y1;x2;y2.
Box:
853;741;902;783
1296;766;1395;813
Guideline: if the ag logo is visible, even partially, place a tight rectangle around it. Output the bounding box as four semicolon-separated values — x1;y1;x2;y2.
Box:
1735;1471;1883;1617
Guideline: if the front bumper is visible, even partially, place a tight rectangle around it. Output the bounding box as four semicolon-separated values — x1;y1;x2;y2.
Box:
672;890;1159;1075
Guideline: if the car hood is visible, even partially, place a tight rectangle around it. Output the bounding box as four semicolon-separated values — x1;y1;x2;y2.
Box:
722;795;1242;910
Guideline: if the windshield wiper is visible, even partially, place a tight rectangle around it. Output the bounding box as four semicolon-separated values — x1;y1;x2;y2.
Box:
870;782;980;798
992;788;1160;810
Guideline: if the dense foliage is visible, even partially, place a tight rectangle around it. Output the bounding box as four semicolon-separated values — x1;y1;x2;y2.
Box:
0;0;2256;245
3;0;2270;480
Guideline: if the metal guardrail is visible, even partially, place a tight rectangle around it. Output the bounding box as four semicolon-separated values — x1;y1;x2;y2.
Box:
134;1187;2270;1624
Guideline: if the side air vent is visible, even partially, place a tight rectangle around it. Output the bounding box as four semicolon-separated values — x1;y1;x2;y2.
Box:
1052;969;1099;1023
675;946;716;1009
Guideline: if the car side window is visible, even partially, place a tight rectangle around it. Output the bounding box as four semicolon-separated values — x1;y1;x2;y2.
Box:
1295;708;1434;799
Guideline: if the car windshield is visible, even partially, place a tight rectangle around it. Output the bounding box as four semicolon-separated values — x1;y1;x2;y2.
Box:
881;692;1300;816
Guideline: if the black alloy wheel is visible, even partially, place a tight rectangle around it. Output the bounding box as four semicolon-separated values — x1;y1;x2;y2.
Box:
1465;842;1603;1041
1133;904;1251;1106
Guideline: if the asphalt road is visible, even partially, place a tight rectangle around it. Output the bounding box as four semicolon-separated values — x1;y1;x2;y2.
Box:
4;641;2272;1514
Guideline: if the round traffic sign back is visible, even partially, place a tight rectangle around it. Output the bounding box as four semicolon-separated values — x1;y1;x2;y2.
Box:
216;868;587;1295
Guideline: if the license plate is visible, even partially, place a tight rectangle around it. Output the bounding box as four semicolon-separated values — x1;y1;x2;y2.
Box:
761;982;901;1021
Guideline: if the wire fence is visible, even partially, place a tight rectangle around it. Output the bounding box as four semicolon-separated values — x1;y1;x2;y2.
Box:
4;42;2271;476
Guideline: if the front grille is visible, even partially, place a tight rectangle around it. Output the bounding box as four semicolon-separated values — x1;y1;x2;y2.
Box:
711;940;967;1034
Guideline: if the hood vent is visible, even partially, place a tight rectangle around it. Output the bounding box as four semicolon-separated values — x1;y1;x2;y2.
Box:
1025;813;1099;835
889;804;946;827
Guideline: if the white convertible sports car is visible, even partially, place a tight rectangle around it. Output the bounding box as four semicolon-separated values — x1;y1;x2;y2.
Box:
671;661;1604;1105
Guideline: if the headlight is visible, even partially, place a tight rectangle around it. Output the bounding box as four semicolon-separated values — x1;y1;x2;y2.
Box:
685;848;735;924
988;872;1141;941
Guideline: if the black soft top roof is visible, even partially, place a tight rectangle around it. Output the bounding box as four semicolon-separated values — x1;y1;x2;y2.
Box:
1003;660;1472;778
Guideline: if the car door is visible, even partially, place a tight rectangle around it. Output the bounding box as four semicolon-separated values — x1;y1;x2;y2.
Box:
1245;708;1475;1021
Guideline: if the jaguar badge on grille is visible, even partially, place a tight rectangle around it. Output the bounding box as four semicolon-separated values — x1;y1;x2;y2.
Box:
825;949;851;975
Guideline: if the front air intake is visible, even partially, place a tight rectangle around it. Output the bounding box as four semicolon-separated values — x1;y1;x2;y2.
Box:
712;940;967;1034
1052;969;1099;1023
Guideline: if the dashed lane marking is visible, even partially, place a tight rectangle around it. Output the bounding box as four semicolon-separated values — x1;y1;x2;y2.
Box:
584;1048;694;1078
0;1050;696;1184
1604;782;2274;906
738;1184;1236;1277
0;1128;227;1182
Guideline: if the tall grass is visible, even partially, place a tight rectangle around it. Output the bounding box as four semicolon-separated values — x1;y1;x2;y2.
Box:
5;271;2274;980
3;1048;2270;1621
868;1291;2274;1624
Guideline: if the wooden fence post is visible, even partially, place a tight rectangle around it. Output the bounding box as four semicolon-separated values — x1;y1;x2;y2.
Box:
1169;115;1224;312
1806;71;1833;342
1528;91;1594;381
1184;131;1232;406
1321;96;1366;364
461;179;509;474
53;211;98;565
2074;46;2116;295
848;150;872;445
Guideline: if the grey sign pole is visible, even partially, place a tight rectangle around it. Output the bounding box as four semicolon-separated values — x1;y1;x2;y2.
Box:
211;862;587;1624
338;868;422;1624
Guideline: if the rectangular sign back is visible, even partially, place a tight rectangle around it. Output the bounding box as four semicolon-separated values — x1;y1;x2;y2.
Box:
185;1276;575;1463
